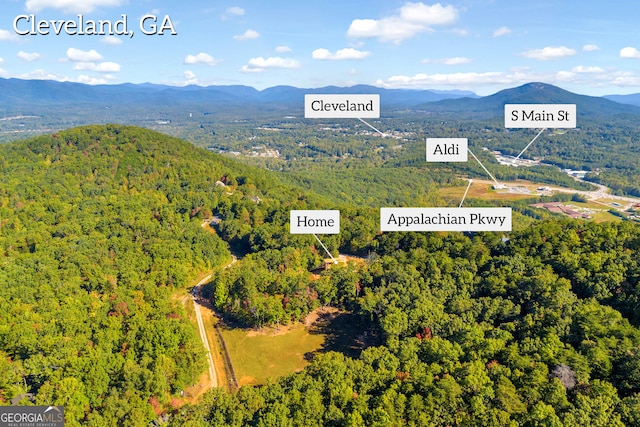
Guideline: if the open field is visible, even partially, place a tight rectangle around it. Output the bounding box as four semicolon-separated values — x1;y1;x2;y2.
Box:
560;201;625;223
219;308;369;386
439;178;640;221
220;322;325;386
439;180;536;202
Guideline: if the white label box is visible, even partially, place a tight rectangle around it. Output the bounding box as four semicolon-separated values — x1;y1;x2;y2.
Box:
380;207;512;232
505;104;576;128
426;138;468;162
290;210;340;234
305;94;380;118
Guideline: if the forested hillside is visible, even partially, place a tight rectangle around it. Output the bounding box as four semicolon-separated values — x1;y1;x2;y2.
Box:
0;125;342;425
1;125;639;426
176;220;640;427
0;125;236;424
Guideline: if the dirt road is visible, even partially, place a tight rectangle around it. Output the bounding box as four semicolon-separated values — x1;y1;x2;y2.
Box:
191;274;217;388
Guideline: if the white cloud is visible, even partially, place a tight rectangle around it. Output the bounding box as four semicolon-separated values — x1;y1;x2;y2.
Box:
241;56;301;73
423;56;472;65
17;51;41;62
443;57;471;65
582;44;599;52
555;71;576;82
311;49;332;60
94;61;120;72
572;65;604;73
240;65;262;74
67;48;103;62
7;68;115;84
521;46;576;60
0;29;19;42
17;69;69;81
493;26;511;37
399;2;458;25
72;62;96;71
347;2;459;43
234;29;260;41
620;47;640;59
547;67;640;88
377;71;514;88
608;72;640;87
184;52;220;66
72;61;121;72
222;6;245;19
101;35;123;45
375;66;640;92
25;0;124;13
312;48;370;60
276;46;292;53
183;70;198;85
558;69;640;88
77;74;109;85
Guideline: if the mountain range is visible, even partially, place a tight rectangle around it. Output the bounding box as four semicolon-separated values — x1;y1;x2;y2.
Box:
0;78;475;110
1;78;640;120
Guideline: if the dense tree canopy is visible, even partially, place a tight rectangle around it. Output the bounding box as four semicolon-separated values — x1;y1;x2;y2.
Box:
0;125;250;424
175;220;640;426
1;125;639;426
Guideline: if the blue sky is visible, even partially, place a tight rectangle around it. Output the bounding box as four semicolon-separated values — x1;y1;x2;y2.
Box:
1;0;640;95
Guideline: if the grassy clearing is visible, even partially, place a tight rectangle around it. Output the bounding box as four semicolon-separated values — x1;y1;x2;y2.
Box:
439;181;535;202
559;201;623;223
220;323;325;386
591;211;624;223
219;309;369;386
439;181;631;222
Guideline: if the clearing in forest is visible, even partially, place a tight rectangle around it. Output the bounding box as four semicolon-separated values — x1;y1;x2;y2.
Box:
219;307;370;385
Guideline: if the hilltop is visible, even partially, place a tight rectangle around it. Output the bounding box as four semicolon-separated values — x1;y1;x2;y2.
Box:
0;124;346;423
420;82;640;119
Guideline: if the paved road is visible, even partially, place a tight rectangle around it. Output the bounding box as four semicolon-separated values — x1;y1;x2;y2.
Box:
472;178;640;210
545;180;640;209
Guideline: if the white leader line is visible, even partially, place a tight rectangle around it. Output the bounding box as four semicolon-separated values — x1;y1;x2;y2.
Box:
467;148;501;188
313;233;338;264
459;179;473;208
516;128;546;160
357;118;387;137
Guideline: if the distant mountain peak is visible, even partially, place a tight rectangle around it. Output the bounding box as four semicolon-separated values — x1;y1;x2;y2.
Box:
492;82;571;99
419;81;640;118
522;82;556;91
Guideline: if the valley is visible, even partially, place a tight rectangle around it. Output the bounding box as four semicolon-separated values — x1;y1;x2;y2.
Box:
3;0;640;423
1;80;640;425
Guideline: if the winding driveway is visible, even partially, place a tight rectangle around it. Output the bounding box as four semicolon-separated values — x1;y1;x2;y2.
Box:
191;274;217;388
